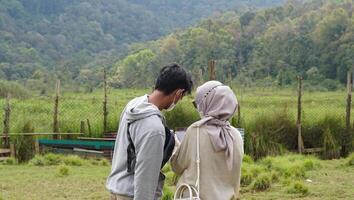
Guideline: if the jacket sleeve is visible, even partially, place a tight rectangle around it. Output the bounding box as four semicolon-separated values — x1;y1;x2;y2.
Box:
170;127;194;175
134;133;165;200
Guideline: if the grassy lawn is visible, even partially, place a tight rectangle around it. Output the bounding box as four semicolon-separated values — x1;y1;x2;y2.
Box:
241;158;354;200
0;165;111;200
0;154;353;200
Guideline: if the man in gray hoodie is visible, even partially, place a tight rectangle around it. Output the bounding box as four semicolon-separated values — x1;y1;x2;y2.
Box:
107;64;193;200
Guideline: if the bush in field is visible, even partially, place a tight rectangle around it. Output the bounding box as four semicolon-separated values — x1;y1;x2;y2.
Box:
260;156;273;169
287;181;309;195
252;174;271;191
2;157;17;165
162;164;172;173
164;98;199;129
13;136;35;163
322;128;340;159
162;186;174;200
88;158;110;166
99;159;110;166
241;171;253;186
246;109;293;159
270;171;279;183
12;122;36;163
57;165;70;177
29;155;46;166
63;155;85;166
28;153;98;166
0;80;30;98
303;116;344;151
242;155;254;164
302;159;315;171
249;165;266;178
43;153;62;165
89;159;100;166
347;153;354;166
165;171;176;186
283;165;306;179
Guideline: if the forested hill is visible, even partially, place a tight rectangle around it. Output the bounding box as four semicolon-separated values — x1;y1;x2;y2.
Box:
112;0;354;91
0;0;284;91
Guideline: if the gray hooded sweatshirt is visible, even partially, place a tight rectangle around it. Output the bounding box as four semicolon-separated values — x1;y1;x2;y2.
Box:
107;95;166;200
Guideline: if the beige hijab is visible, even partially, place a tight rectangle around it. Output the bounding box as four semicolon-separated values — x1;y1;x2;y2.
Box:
194;81;238;170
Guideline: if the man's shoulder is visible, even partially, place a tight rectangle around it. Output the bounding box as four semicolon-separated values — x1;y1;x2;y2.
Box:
136;115;165;135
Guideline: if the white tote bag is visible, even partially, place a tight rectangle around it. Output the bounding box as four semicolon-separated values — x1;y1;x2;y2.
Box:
173;127;201;200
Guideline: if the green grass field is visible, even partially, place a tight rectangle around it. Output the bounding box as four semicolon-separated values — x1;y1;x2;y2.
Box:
0;154;353;200
1;87;352;161
0;87;349;134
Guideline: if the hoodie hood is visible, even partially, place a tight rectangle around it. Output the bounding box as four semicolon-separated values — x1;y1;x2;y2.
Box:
125;95;164;124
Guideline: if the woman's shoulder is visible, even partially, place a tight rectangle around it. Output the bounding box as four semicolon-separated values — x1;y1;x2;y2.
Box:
187;121;208;132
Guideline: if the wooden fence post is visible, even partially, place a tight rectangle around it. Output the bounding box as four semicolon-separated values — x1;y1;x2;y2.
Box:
342;71;352;157
53;80;60;139
103;68;108;134
208;60;216;80
87;119;92;137
10;143;15;158
297;76;304;153
3;93;11;148
35;139;40;154
80;121;86;134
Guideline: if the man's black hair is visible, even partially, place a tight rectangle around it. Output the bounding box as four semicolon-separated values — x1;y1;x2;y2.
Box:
155;63;193;95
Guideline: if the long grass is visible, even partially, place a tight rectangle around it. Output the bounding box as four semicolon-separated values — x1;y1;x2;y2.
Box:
0;87;352;158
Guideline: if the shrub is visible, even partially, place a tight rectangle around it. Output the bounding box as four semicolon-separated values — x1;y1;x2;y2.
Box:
246;109;293;159
321;79;340;91
304;116;344;149
63;155;85;166
57;165;70;177
29;155;46;166
302;159;315;171
0;80;30;99
13;122;36;163
165;171;176;186
89;159;100;166
43;153;62;165
260;156;273;169
164;98;199;129
282;165;306;179
249;165;265;178
243;155;254;164
241;171;253;186
281;178;292;186
287;181;309;195
347;153;354;166
270;171;279;183
322;128;340;159
3;157;17;165
162;186;174;200
99;159;110;166
170;172;179;186
252;174;271;191
162;163;172;173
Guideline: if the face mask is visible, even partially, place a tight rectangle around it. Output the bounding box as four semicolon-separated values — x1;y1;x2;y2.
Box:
166;96;176;112
166;89;184;112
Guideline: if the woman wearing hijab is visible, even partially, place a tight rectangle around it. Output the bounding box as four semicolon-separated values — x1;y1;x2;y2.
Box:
171;81;244;200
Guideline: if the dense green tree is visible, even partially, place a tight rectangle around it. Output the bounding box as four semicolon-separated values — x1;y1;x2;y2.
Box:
0;0;283;90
